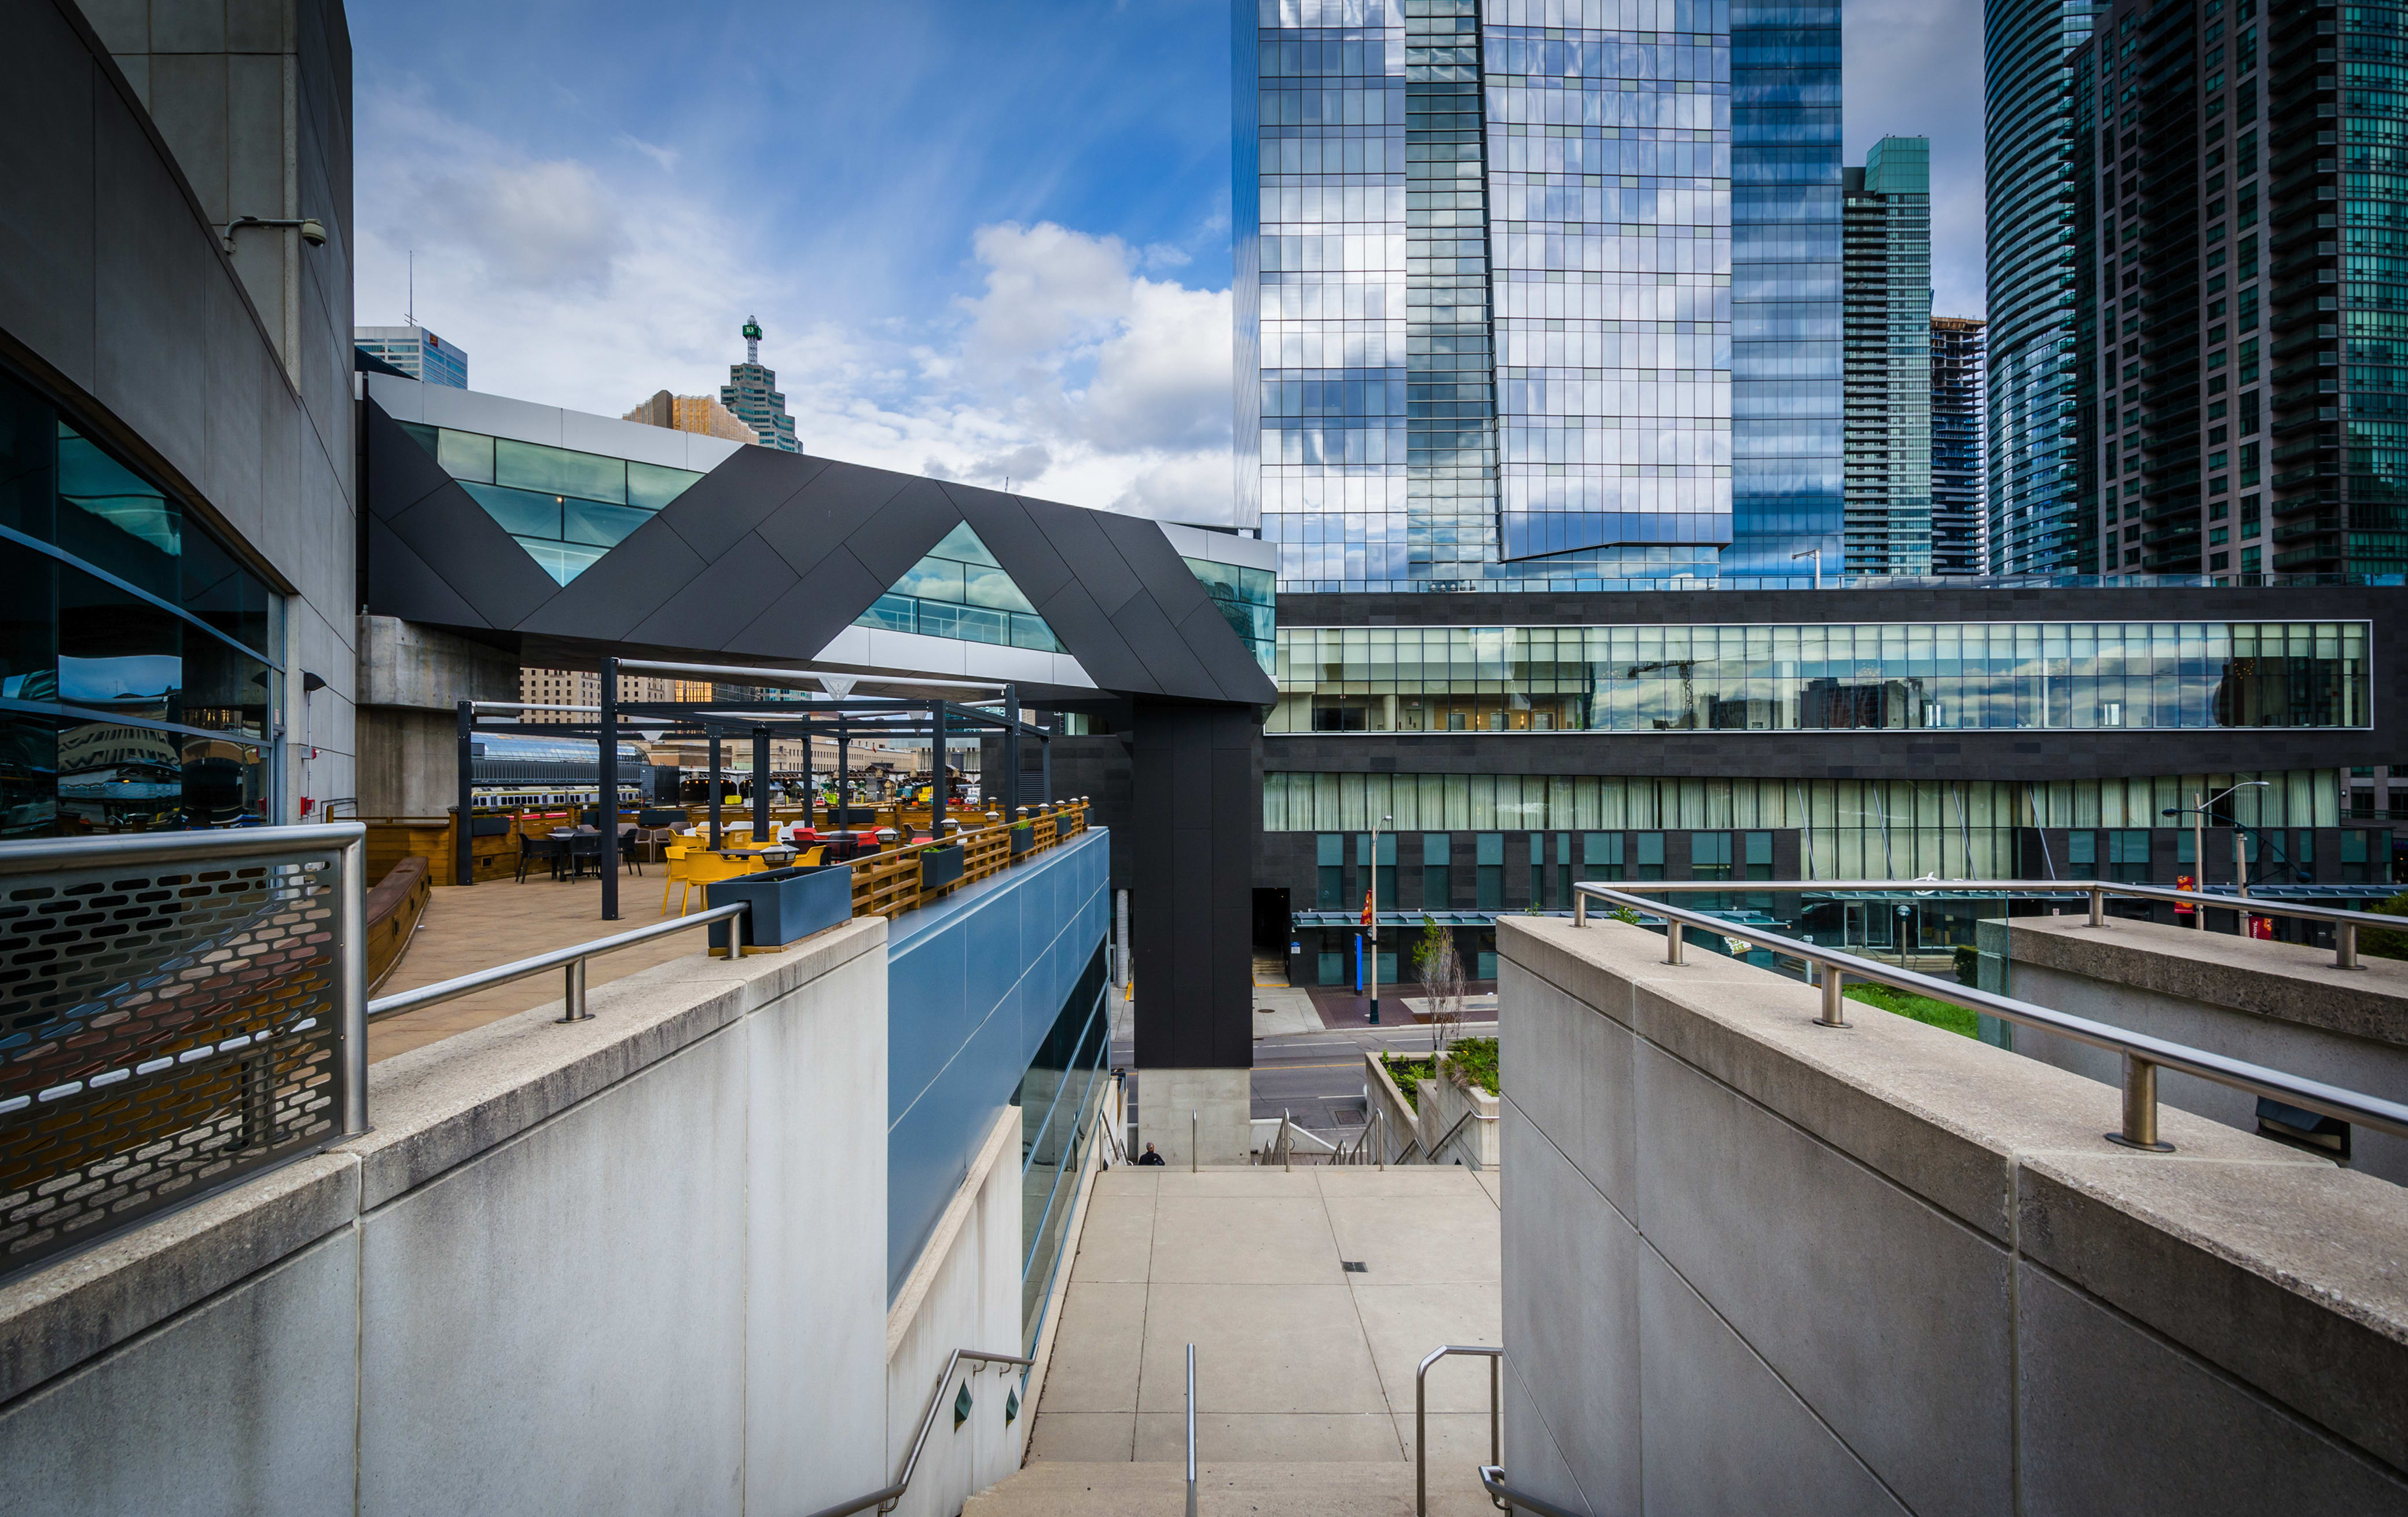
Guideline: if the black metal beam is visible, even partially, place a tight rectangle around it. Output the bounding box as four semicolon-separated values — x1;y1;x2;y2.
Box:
600;657;619;921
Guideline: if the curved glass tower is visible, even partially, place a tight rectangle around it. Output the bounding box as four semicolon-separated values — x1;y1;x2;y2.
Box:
1983;0;2098;574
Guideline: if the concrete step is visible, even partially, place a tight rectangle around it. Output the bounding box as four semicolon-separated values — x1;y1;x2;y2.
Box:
1251;952;1291;988
965;1462;1422;1517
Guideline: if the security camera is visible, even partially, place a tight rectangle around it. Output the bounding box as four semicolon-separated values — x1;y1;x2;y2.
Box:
299;218;326;246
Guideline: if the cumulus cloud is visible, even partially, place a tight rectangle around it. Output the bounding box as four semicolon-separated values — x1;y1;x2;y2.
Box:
357;91;1238;525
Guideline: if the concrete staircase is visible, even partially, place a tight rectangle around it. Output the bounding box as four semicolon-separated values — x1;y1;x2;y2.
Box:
1252;950;1291;987
964;1460;1423;1515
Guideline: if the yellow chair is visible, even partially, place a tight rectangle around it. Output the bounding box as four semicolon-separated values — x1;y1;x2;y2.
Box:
678;848;763;916
660;842;692;915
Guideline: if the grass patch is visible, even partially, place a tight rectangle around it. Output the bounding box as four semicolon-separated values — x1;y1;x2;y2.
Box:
1446;1035;1500;1095
1843;982;1980;1039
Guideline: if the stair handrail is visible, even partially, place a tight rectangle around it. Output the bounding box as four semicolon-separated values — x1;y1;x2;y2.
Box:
799;1346;1033;1517
1415;1344;1501;1515
1185;1342;1198;1517
1477;1465;1585;1517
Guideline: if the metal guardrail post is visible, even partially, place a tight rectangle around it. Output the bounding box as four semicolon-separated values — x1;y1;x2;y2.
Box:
2337;921;2361;971
1664;919;1684;965
2087;886;2106;927
1282;1109;1293;1172
1185;1343;1199;1517
1817;963;1848;1028
559;958;590;1023
1573;889;1587;928
2112;1054;2172;1151
1191;1109;1198;1172
338;826;370;1136
1415;1345;1503;1516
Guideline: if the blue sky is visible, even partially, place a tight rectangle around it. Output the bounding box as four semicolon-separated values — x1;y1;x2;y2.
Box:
351;0;1984;524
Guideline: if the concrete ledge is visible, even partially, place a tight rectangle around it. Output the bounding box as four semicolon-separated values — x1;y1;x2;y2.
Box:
1495;913;2408;1506
2009;915;2408;1047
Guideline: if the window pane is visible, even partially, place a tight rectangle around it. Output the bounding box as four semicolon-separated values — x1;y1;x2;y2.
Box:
182;631;269;738
437;428;495;483
0;377;55;541
893;558;966;602
462;482;565;540
494;438;626;504
563;500;652;549
960;562;1036;614
627;460;702;511
0;711;57;837
56;427;179;598
0;549;56;702
855;593;916;633
179;524;270;657
512;538;606;586
928;521;997;565
57;566;179;721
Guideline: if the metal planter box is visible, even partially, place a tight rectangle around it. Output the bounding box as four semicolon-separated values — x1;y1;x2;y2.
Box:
707;863;854;949
919;843;966;892
1008;825;1036;856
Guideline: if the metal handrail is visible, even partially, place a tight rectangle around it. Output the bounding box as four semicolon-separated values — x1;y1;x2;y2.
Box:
1184;1342;1198;1517
366;903;748;1024
1569;881;2408;1152
1415;1345;1500;1515
1477;1465;1584;1517
0;822;372;1138
1569;876;2403;971
800;1346;1033;1517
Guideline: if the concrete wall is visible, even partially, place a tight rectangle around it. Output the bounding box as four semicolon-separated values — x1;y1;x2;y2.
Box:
354;614;520;816
6;0;358;822
1998;914;2408;1186
1495;913;2408;1516
0;917;1034;1516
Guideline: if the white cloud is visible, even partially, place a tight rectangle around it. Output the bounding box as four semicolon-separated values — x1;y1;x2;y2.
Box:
357;91;1239;525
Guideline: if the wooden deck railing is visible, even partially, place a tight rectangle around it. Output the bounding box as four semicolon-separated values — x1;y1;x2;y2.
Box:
844;801;1088;922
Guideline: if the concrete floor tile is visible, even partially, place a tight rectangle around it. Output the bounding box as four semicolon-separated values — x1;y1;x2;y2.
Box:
1133;1412;1406;1463
1393;1415;1513;1517
1069;1193;1155;1284
1137;1285;1390;1415
1155;1171;1326;1197
1324;1196;1503;1285
1348;1284;1505;1414
1029;1412;1136;1461
1473;1170;1502;1208
1149;1197;1344;1285
1040;1283;1149;1413
1315;1167;1491;1198
1092;1167;1158;1199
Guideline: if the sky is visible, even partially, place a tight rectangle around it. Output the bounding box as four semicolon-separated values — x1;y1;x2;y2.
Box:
350;0;1987;526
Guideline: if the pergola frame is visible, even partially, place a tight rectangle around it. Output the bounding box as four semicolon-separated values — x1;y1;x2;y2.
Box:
452;655;1058;919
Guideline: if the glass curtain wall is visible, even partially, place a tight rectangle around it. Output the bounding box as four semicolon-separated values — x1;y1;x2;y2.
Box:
1984;0;2100;573
1020;944;1111;1353
1;368;281;835
395;422;705;585
1270;620;2370;731
1264;767;2343;878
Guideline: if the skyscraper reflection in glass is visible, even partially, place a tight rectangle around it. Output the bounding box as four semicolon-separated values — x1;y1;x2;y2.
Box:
1236;0;1838;592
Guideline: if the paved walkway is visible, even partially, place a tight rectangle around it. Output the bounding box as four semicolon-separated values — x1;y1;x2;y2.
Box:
1031;1165;1503;1508
368;871;713;1062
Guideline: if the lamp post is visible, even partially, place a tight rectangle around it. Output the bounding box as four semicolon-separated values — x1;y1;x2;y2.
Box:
1367;813;1390;1025
1790;547;1824;589
2163;779;2269;926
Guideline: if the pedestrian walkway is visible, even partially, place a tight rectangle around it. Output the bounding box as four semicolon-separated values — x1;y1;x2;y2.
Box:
992;1165;1503;1515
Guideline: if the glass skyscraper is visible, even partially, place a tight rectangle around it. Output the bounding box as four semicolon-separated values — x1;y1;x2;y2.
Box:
1983;0;2098;574
1841;135;1933;578
1235;0;1838;593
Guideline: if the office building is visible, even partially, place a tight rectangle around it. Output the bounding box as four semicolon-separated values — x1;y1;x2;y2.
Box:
1842;136;1934;577
721;316;800;453
2081;0;2404;581
1931;316;1988;574
622;389;760;444
355;324;468;387
1235;0;1840;592
1985;0;2099;573
517;669;715;724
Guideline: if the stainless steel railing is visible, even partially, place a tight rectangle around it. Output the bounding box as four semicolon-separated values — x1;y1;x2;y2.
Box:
1569;876;2402;970
1415;1345;1500;1516
801;1346;1034;1517
1569;881;2408;1152
1184;1342;1199;1517
366;903;748;1024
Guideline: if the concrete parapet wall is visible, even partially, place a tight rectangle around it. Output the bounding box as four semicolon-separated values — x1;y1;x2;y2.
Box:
1495;914;2408;1517
2002;914;2408;1185
0;915;1021;1516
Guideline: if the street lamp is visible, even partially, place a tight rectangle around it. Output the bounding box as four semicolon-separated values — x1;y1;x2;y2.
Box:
1790;547;1824;590
2161;779;2271;921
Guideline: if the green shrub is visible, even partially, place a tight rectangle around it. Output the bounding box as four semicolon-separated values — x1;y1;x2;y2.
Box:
1445;1035;1500;1096
2363;892;2408;962
1843;982;1980;1039
1953;944;1981;987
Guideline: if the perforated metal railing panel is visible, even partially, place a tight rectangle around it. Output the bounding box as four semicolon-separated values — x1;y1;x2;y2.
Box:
0;845;348;1281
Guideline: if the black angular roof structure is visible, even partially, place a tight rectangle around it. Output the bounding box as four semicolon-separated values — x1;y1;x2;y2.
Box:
362;398;1276;707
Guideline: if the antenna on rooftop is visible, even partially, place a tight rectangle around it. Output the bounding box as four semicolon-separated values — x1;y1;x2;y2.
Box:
406;250;415;327
743;315;763;367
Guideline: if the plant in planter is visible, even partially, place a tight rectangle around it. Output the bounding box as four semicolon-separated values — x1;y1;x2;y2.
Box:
1413;914;1467;1054
1443;1035;1499;1097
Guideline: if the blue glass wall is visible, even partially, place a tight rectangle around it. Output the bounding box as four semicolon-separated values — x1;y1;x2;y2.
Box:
1723;0;1841;581
884;827;1110;1299
1239;0;1834;592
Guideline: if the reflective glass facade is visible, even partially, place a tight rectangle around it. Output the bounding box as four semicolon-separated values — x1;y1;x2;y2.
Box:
1238;0;1836;592
1842;137;1933;577
396;422;706;585
857;522;1067;653
1183;556;1280;669
1269;620;2370;731
0;368;280;835
1985;0;2099;573
1930;317;1988;574
1262;767;2345;879
1019;944;1110;1351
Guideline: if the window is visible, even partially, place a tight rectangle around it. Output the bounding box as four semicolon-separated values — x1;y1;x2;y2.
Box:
1475;832;1504;910
1422;832;1452;908
1746;831;1774;881
1635;831;1665;881
401;423;704;585
1690;831;1732;881
2108;829;2152;882
856;522;1066;654
1583;831;1623;883
1316;834;1345;909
